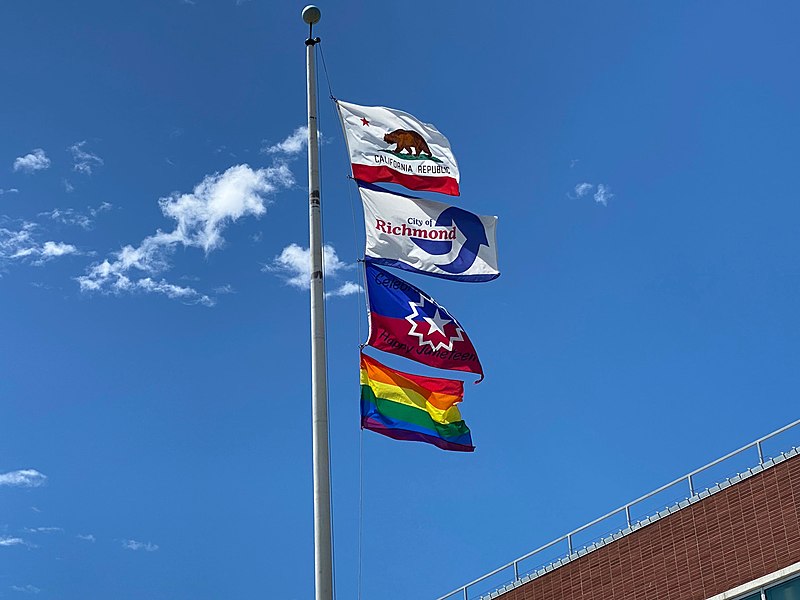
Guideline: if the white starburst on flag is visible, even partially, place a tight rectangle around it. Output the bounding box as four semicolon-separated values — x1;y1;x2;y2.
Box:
405;293;464;352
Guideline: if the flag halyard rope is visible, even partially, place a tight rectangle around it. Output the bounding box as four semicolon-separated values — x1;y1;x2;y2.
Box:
315;41;367;600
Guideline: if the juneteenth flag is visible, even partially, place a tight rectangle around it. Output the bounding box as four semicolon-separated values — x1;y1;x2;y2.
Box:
359;182;500;283
365;262;484;381
360;353;474;452
337;100;460;196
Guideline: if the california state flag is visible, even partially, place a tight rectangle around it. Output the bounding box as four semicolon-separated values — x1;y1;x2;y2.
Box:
337;100;460;196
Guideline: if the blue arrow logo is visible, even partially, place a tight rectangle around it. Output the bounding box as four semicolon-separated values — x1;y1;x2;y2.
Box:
411;207;489;274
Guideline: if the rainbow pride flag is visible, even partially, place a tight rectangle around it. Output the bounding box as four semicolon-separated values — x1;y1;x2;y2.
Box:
360;353;474;452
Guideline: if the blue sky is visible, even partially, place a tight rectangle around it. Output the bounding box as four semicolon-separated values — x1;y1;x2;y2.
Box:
2;1;799;599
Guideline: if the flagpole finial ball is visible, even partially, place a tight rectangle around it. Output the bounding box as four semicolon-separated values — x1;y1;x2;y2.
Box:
302;5;321;25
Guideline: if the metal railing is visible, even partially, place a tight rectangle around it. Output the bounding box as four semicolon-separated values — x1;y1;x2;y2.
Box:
436;418;800;600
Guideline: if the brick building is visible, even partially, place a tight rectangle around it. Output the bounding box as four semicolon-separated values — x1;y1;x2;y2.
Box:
439;421;800;600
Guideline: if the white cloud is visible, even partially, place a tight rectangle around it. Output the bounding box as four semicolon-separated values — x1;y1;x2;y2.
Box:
574;182;593;198
13;149;50;173
63;179;75;193
39;202;112;230
326;281;362;298
266;243;360;299
41;208;91;229
593;183;614;206
77;534;95;542
569;182;614;206
122;539;159;552
40;241;78;258
1;221;82;269
93;201;113;215
0;188;20;195
1;222;36;259
139;277;214;306
68;141;104;175
23;527;62;534
265;243;352;289
0;469;47;488
0;537;26;547
10;584;41;594
263;126;309;155
78;162;294;305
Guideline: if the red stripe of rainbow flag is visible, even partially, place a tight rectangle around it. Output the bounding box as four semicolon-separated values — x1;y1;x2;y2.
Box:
360;353;474;452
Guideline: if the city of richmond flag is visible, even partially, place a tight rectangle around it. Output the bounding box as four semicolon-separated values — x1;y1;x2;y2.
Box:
360;352;474;452
359;182;499;283
337;100;460;196
364;262;484;382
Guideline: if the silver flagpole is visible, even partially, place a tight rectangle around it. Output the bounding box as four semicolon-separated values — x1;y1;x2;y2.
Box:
302;6;334;600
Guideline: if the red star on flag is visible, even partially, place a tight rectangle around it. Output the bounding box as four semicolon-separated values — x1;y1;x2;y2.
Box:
361;117;370;126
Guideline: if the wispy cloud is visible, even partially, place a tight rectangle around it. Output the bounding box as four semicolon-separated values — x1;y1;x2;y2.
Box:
77;162;294;305
0;188;20;195
0;537;26;547
40;241;79;258
68;141;104;175
0;469;47;488
263;126;309;156
5;236;81;265
573;183;593;198
63;179;75;193
39;209;90;230
39;202;113;230
23;527;62;534
77;534;96;543
1;222;37;262
6;239;81;267
90;202;112;216
569;181;614;206
266;243;348;289
122;539;159;552
593;183;614;206
265;243;360;297
326;281;362;298
10;584;41;594
13;149;50;173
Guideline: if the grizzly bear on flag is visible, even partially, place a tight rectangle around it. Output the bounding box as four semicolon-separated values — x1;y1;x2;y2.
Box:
383;129;433;158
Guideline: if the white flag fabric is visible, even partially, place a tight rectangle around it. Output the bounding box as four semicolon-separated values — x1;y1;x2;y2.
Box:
337;100;460;196
359;183;499;282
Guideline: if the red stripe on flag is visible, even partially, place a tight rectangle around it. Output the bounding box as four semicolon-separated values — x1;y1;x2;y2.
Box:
352;164;460;196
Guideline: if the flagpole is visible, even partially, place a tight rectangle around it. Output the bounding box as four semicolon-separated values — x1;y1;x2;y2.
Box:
302;6;334;600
